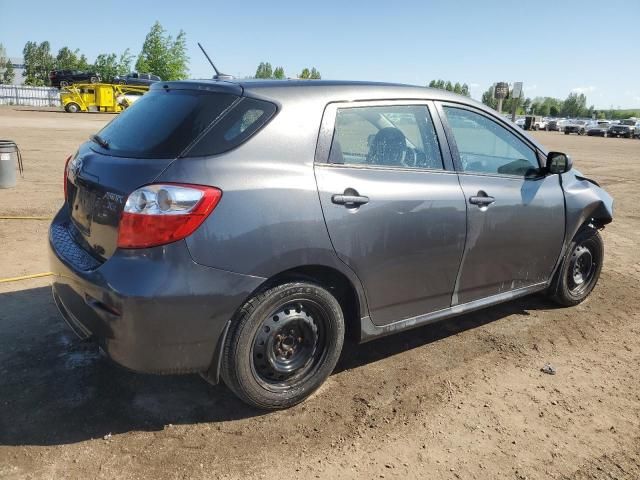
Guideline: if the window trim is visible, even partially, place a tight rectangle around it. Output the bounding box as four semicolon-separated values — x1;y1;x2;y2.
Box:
435;101;545;179
314;99;455;172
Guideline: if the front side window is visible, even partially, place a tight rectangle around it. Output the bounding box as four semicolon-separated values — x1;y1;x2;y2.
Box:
443;106;539;176
328;105;443;170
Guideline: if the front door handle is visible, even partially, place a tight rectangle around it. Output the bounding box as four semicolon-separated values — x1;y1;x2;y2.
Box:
331;193;369;206
469;193;495;206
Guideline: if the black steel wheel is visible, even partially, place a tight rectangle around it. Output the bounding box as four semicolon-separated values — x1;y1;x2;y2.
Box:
220;282;345;409
251;300;327;390
550;227;603;306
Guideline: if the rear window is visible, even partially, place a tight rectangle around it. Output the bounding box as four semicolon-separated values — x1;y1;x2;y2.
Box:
94;90;277;159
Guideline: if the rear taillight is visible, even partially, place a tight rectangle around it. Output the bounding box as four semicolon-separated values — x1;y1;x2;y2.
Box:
63;155;72;200
117;183;222;249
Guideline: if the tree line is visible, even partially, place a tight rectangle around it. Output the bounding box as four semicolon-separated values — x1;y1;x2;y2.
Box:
428;79;470;96
479;85;638;119
255;62;321;80
9;21;189;86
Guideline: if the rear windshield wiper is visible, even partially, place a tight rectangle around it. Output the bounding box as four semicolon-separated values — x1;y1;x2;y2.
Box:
90;134;109;149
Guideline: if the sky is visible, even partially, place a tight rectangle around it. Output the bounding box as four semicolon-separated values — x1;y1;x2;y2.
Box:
2;0;639;109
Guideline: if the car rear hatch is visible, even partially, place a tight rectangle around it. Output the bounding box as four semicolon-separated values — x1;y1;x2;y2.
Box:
62;81;278;264
64;82;244;263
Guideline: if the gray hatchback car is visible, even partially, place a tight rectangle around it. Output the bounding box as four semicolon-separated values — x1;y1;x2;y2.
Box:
49;80;613;409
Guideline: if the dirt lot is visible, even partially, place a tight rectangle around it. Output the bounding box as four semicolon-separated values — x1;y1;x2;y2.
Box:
0;107;638;480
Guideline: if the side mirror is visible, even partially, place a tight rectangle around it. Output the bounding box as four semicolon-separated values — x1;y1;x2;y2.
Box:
546;151;573;174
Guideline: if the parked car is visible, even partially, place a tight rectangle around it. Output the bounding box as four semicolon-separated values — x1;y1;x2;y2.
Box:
534;118;548;130
515;118;525;128
49;70;101;88
113;72;162;86
564;120;587;135
635;124;640;139
608;119;637;138
586;121;611;137
547;119;563;132
49;80;613;409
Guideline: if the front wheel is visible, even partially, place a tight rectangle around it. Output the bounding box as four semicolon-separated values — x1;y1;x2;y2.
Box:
64;102;80;113
220;281;345;409
549;227;603;306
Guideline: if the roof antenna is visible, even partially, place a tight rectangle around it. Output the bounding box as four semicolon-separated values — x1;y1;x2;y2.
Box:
198;42;234;80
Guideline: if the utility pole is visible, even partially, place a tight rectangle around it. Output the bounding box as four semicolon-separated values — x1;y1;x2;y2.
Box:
511;82;523;122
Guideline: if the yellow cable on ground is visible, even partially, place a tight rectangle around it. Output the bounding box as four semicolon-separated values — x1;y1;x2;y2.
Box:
0;216;52;220
0;272;53;284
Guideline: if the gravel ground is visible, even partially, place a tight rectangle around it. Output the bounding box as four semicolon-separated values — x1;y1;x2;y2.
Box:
0;107;638;479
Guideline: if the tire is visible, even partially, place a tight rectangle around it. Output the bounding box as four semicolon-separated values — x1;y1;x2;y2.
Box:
220;281;345;409
64;102;80;113
60;80;69;88
90;76;98;83
118;80;126;85
549;227;603;307
564;130;570;135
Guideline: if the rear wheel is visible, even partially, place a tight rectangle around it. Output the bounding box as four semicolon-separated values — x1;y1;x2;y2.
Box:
64;102;80;113
220;281;345;409
59;80;69;88
549;227;603;306
90;76;98;83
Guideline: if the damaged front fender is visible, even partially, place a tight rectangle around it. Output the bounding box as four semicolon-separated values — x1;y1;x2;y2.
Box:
562;169;614;243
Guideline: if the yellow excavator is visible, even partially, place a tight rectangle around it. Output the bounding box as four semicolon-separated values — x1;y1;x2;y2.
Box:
60;83;149;113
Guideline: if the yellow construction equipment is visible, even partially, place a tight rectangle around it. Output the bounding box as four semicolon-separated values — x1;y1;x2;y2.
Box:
60;83;149;113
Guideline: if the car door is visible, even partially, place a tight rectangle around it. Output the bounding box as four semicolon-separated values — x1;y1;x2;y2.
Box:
314;101;467;326
436;103;565;305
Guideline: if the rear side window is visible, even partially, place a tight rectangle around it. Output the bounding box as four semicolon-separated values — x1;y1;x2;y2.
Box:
186;97;277;157
329;105;443;169
95;90;239;158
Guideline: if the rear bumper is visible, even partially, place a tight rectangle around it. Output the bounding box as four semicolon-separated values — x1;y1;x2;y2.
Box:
48;208;265;375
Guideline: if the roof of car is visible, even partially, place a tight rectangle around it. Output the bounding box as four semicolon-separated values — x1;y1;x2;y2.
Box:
155;78;481;104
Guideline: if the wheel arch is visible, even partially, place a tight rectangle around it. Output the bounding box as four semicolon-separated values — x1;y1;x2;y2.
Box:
203;264;367;385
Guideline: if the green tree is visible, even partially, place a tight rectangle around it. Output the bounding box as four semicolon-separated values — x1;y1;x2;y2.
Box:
93;49;133;82
428;80;436;88
55;47;80;70
481;85;497;109
3;59;15;84
255;62;273;79
461;83;470;97
309;67;321;79
561;92;587;117
444;81;453;92
453;82;462;94
299;68;310;79
135;21;189;81
22;41;55;85
273;66;285;79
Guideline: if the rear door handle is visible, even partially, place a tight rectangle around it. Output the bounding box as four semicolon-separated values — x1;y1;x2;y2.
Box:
469;195;495;206
331;194;369;206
